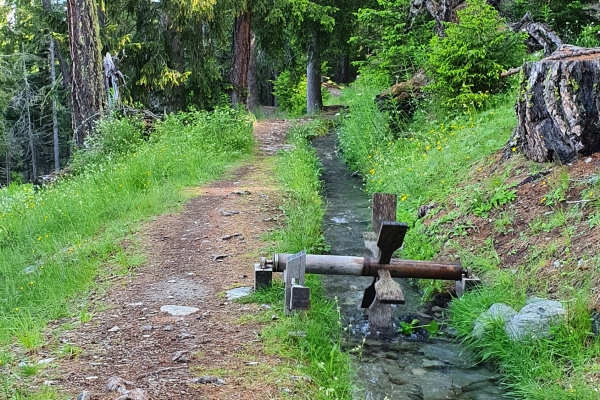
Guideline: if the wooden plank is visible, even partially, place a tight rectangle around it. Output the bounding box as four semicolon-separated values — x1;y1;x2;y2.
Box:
374;269;405;304
372;193;397;235
363;231;380;258
377;221;408;264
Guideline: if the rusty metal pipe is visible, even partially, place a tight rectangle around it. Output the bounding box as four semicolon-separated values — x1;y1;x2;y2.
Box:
273;253;464;280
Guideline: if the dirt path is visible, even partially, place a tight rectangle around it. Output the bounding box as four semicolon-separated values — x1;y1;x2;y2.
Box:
52;119;294;399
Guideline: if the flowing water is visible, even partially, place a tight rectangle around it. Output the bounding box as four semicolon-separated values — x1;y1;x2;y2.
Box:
312;133;506;400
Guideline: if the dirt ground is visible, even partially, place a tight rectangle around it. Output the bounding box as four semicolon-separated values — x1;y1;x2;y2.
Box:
49;119;294;399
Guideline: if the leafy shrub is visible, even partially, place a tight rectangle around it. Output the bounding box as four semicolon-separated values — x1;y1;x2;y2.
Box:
350;0;433;80
427;0;526;109
575;24;600;47
272;71;307;116
72;116;144;171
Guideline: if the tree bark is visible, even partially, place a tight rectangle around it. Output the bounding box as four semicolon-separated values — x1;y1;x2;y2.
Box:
306;32;322;114
67;0;105;147
506;46;600;163
230;12;252;108
50;38;59;171
246;31;259;111
41;0;71;89
512;12;563;56
160;10;186;112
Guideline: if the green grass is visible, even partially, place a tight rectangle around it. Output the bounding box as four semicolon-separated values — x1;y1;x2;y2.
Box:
242;119;352;399
0;107;253;398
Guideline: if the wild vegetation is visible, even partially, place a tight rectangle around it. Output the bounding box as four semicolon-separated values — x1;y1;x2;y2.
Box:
0;109;253;396
1;0;600;398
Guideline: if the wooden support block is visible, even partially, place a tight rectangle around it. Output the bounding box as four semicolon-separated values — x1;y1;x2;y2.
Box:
254;263;272;290
455;275;481;297
291;285;310;311
284;251;307;315
372;193;397;235
374;269;405;304
377;221;408;264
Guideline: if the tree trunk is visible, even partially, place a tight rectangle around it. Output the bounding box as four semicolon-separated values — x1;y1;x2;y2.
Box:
41;0;71;89
506;46;600;163
160;11;186;111
306;32;322;114
230;12;252;108
246;31;259;111
50;38;59;171
67;0;105;147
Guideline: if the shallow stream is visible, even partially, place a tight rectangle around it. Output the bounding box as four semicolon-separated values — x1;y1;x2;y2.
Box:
312;133;506;400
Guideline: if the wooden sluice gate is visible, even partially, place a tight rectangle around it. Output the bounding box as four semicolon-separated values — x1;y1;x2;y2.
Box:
254;193;480;329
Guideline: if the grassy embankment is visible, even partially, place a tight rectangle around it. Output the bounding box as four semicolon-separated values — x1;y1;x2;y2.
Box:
240;119;353;399
338;81;600;399
0;108;254;398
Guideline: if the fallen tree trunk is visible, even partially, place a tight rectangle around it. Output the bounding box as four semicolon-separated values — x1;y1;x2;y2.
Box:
505;45;600;163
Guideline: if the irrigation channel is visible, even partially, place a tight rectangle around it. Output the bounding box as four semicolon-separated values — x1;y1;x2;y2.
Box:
311;132;506;400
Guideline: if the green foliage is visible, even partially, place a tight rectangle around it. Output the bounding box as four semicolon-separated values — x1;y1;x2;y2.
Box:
272;71;307;116
350;0;432;79
427;0;526;109
273;120;328;253
575;25;600;48
471;184;517;217
0;108;252;352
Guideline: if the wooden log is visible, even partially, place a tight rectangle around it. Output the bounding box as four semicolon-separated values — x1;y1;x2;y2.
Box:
368;301;394;334
505;45;600;163
372;193;397;236
275;253;464;280
374;269;405;304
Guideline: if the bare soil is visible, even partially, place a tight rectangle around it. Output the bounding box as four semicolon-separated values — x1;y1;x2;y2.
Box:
48;119;294;399
432;151;600;304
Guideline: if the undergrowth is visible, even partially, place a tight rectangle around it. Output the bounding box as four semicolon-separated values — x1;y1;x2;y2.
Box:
338;76;600;397
0;107;253;396
242;119;352;399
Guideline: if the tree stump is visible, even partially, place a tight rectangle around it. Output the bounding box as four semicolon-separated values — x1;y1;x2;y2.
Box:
507;46;600;163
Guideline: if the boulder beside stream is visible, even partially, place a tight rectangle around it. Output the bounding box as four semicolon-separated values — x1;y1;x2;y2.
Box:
473;298;566;341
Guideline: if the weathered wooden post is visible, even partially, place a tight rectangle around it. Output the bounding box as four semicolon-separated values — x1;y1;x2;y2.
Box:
362;193;406;333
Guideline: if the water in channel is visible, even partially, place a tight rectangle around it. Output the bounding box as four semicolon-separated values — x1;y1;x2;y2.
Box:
311;133;506;400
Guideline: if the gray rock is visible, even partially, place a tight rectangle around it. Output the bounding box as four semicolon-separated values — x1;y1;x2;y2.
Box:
191;376;225;385
505;300;566;341
160;305;199;316
473;303;517;338
225;286;252;300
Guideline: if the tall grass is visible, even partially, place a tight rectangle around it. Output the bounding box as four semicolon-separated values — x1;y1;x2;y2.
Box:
271;121;329;254
243;119;352;399
338;82;516;266
0;107;253;345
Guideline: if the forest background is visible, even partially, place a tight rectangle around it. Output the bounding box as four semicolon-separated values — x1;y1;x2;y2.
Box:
1;0;599;186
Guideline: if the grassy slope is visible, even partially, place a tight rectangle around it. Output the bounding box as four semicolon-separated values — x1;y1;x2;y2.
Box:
338;82;600;398
0;109;254;397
